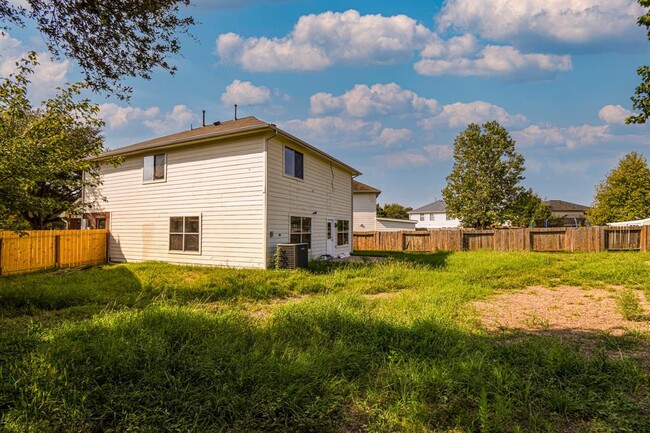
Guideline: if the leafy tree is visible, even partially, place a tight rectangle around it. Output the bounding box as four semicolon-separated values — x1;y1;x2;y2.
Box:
0;0;194;99
442;121;526;228
587;151;650;225
627;0;650;124
0;53;112;230
376;203;413;219
506;189;552;227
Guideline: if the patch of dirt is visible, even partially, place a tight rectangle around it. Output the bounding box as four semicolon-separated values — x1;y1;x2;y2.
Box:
473;286;650;364
473;285;650;335
362;291;401;300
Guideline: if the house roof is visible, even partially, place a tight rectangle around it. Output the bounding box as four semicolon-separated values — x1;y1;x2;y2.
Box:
543;200;589;212
408;200;447;214
96;116;361;175
352;180;381;194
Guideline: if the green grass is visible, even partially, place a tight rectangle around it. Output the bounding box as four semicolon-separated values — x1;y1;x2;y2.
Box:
1;251;650;432
617;288;649;321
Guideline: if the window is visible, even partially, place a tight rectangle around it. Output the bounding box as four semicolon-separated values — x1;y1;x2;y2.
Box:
419;214;424;221
144;153;166;182
169;216;200;252
96;218;106;229
446;214;453;221
284;146;304;179
336;220;349;246
290;216;311;248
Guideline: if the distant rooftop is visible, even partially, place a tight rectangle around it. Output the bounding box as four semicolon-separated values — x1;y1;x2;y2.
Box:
409;200;446;214
544;200;589;212
352;180;381;194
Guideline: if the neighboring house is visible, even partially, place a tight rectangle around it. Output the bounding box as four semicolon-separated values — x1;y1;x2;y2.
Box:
408;200;461;229
86;116;360;269
543;200;589;227
352;180;417;232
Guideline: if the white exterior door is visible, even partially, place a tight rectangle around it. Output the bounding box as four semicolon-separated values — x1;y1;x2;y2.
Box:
326;219;335;256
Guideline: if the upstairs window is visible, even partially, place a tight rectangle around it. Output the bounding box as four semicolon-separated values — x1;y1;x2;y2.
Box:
336;220;349;246
144;153;166;182
169;216;200;252
419;214;424;221
284;146;304;179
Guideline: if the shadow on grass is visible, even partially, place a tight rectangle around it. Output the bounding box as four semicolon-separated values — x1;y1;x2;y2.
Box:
2;300;648;432
0;265;144;315
352;250;452;268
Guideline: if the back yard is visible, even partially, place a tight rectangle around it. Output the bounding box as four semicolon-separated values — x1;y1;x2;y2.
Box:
1;252;649;432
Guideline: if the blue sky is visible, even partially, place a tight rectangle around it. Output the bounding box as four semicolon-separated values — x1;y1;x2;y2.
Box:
2;0;650;208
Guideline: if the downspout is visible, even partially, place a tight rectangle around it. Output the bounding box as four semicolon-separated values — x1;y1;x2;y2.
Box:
351;173;360;256
263;127;278;268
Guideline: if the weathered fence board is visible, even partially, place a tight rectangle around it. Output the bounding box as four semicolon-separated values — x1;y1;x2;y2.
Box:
0;230;108;276
353;226;649;253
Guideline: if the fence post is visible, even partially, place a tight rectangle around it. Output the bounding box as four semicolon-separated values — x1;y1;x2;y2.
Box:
0;238;3;277
54;235;61;268
105;230;110;263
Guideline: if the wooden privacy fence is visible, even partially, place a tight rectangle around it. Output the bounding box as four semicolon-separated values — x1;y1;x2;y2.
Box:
353;226;650;253
0;229;108;276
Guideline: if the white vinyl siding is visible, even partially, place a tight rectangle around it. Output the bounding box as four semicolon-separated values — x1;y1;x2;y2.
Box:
352;192;377;231
266;135;353;262
410;212;461;229
91;135;266;268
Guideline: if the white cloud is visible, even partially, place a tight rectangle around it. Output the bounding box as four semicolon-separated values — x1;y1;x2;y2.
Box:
378;128;412;147
415;45;571;78
375;151;430;168
216;9;433;71
99;103;196;135
220;80;271;106
310;83;438;117
420;101;527;129
0;32;70;99
144;105;195;135
375;144;453;168
598;104;634;125
424;144;453;161
437;0;644;48
280;116;383;147
215;9;577;80
513;123;612;149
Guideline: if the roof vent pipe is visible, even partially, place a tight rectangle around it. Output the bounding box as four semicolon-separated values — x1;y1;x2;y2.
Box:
202;110;206;127
234;104;238;121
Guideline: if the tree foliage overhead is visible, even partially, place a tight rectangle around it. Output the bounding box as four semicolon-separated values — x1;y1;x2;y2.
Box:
627;0;650;124
0;0;194;99
376;203;413;220
587;151;650;225
0;53;112;230
442;121;528;229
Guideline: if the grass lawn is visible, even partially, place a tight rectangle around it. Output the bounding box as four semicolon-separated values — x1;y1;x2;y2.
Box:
1;251;650;432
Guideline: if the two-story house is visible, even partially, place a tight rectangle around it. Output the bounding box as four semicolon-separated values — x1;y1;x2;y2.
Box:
85;116;360;268
408;200;461;229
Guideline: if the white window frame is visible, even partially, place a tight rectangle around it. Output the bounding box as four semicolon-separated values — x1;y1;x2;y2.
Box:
336;219;350;247
143;153;167;184
283;145;304;180
289;216;311;249
169;215;202;255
